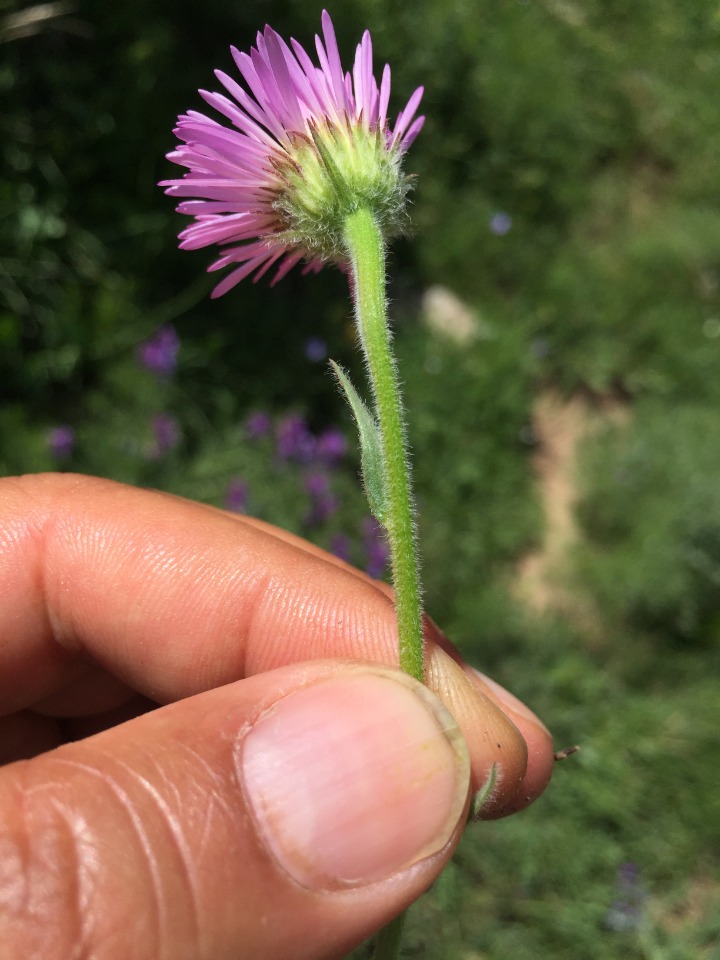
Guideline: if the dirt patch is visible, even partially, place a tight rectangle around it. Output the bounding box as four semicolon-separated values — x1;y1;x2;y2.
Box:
515;390;628;614
660;874;720;941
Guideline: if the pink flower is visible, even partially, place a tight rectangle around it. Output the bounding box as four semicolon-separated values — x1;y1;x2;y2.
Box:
160;11;424;297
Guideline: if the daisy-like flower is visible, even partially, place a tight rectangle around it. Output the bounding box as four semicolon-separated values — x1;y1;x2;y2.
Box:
160;10;424;297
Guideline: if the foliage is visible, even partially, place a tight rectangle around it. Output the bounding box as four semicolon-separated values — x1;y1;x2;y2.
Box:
575;402;720;644
399;320;542;651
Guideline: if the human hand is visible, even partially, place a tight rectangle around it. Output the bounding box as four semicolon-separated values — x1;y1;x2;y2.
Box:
0;474;554;960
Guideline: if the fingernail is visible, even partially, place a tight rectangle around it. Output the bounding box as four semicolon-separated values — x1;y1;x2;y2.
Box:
472;669;551;736
239;669;470;889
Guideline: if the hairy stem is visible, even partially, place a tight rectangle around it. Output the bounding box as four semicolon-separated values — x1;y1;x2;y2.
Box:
343;205;424;682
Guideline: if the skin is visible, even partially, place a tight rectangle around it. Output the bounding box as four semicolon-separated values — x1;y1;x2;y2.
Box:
0;473;554;960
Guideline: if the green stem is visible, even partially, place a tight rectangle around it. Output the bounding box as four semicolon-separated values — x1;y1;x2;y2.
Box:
342;205;424;682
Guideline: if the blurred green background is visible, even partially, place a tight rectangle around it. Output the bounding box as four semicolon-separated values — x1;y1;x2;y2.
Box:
2;0;720;956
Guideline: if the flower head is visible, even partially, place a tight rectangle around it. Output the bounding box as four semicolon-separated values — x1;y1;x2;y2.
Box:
245;410;273;439
275;413;316;462
303;336;328;362
226;478;249;512
148;413;181;459
48;426;75;461
604;862;647;932
160;11;424;297
315;425;347;466
137;325;180;377
489;211;512;236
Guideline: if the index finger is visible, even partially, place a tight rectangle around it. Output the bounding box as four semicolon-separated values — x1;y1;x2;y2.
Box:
0;473;397;708
0;473;553;810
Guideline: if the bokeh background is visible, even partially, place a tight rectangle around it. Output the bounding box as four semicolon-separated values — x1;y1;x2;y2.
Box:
3;0;720;956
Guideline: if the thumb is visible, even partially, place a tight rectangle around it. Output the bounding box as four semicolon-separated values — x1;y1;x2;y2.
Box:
1;661;471;960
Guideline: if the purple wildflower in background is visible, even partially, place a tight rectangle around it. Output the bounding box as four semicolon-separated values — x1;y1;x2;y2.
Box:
305;493;340;528
362;516;390;578
226;478;249;512
489;211;512;236
604;863;647;932
48;426;75;461
330;533;352;563
304;470;339;527
304;471;330;498
275;413;316;462
137;324;180;377
315;426;348;466
148;413;180;459
303;336;328;363
160;11;424;297
268;415;347;465
245;410;272;439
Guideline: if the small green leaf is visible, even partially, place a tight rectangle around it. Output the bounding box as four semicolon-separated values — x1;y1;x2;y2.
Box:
329;360;387;523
